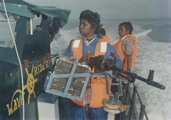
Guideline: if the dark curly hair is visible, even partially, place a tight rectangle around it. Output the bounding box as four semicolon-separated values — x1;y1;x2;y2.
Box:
98;28;106;35
79;10;102;34
119;22;133;34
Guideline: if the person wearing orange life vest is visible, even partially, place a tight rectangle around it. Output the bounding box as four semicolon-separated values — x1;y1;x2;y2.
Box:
65;10;121;120
113;22;137;72
112;22;137;120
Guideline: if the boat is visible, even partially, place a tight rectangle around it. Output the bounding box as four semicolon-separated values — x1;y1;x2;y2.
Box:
0;0;165;120
0;0;70;119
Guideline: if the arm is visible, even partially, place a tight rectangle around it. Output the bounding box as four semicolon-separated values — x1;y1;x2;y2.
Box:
122;37;134;71
48;30;59;43
127;55;132;71
65;40;73;57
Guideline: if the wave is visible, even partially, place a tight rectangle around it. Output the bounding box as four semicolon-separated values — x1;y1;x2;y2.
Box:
134;29;152;38
57;26;81;43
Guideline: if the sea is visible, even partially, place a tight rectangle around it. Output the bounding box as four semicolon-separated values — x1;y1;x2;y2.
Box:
0;18;171;120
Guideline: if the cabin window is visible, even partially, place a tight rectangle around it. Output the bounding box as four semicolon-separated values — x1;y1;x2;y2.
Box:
0;14;16;46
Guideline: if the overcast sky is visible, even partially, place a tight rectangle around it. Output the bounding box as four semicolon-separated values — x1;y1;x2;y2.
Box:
17;0;171;20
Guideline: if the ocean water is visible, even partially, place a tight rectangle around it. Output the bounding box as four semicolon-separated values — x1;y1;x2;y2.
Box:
1;18;171;120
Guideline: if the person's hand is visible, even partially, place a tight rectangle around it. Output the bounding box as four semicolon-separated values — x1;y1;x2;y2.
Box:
79;51;94;65
89;55;106;70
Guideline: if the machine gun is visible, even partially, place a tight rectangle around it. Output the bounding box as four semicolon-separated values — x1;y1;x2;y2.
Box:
89;53;165;90
88;53;166;119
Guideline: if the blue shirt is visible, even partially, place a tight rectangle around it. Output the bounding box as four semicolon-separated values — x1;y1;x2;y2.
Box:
65;34;121;68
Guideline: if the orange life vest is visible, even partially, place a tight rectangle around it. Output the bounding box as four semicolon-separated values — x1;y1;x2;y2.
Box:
71;36;111;108
113;34;137;70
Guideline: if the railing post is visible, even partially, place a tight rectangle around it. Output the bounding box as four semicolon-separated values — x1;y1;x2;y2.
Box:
130;86;136;120
124;80;130;105
139;105;146;120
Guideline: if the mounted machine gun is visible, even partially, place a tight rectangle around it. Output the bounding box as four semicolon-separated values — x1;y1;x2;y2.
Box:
89;53;165;90
89;53;165;119
44;53;165;120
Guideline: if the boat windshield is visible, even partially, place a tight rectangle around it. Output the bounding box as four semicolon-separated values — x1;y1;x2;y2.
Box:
0;14;16;46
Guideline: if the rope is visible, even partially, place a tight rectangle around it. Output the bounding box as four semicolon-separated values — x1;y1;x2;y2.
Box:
2;0;25;120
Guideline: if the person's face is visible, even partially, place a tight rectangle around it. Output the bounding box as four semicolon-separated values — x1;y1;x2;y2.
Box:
118;25;130;38
79;19;95;38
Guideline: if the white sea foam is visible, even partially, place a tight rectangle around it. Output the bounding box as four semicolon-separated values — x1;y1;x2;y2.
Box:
134;29;152;38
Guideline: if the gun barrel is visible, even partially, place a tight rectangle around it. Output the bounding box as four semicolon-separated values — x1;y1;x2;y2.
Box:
147;81;165;90
135;75;165;90
112;66;165;90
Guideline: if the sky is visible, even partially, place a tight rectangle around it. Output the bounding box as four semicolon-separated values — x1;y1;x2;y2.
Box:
22;0;171;20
